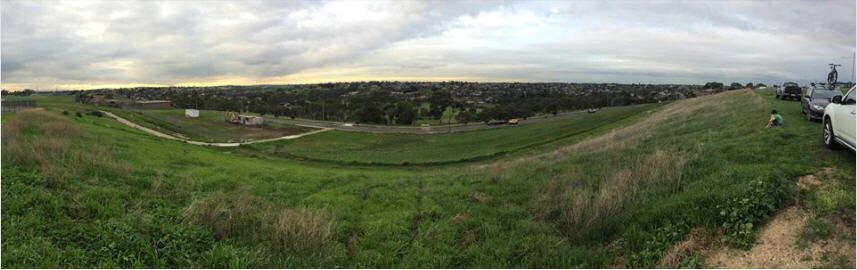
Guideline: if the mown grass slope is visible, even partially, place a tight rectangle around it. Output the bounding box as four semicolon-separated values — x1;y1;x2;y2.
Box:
247;104;658;165
1;89;853;268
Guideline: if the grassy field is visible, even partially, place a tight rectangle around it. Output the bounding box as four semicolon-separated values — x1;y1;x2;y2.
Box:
2;89;854;268
247;104;658;165
104;109;314;142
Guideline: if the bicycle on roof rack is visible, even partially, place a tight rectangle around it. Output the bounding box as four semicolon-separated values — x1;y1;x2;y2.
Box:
827;63;841;89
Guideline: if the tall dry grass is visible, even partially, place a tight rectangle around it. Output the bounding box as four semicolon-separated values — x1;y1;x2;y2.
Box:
2;110;128;185
533;150;688;238
183;192;334;255
275;208;333;254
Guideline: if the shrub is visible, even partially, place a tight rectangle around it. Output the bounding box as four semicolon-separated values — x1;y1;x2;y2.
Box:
75;112;82;117
62;111;69;115
88;110;104;117
715;174;794;248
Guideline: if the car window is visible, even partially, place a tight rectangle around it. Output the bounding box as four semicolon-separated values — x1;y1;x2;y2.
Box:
812;90;839;100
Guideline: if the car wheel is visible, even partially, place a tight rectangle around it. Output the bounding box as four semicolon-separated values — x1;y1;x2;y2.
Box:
824;120;839;149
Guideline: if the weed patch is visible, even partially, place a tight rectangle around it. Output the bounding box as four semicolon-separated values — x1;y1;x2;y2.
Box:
715;174;794;248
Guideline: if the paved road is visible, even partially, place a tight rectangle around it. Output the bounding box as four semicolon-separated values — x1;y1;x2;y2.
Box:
102;110;331;147
265;109;596;134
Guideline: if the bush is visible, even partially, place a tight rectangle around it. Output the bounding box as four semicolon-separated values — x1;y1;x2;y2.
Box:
715;174;794;248
75;112;82;117
88;110;104;117
62;111;69;116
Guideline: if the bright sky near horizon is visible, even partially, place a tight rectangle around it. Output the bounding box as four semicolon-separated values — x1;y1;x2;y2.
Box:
1;0;855;90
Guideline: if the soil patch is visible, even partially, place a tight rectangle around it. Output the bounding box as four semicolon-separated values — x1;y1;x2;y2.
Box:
704;206;855;268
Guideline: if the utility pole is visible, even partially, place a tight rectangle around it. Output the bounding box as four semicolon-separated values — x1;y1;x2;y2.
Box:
851;52;857;84
839;52;855;86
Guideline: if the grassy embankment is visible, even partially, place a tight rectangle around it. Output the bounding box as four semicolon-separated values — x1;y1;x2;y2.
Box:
2;89;853;268
248;103;658;165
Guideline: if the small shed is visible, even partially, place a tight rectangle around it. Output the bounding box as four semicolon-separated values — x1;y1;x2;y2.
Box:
185;109;200;118
238;115;264;126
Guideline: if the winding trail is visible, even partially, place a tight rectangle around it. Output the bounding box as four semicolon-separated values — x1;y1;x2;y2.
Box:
101;110;331;147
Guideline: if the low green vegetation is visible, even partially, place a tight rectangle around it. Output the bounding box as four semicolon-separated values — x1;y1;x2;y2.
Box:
248;104;657;165
2;89;854;268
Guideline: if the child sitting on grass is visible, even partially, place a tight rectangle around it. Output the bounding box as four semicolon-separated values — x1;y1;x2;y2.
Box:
766;110;783;128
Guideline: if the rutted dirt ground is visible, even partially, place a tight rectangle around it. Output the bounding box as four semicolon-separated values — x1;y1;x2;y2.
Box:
657;167;856;269
701;168;856;268
704;206;854;268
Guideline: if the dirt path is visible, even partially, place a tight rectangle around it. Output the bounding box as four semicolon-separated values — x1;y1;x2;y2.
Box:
102;110;331;147
704;206;855;268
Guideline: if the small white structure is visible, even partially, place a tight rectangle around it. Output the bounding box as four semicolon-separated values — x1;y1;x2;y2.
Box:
236;115;264;126
185;109;200;118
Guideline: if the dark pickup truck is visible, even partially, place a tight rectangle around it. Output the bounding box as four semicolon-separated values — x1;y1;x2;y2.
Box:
776;82;802;100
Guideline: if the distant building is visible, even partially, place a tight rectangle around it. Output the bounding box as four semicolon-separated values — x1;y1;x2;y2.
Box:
225;112;264;126
185;109;199;118
237;115;264;126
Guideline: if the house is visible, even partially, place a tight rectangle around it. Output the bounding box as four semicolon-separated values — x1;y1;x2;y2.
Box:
185;109;199;118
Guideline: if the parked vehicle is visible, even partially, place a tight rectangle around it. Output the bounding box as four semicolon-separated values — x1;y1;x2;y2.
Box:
822;86;856;150
485;120;507;126
776;82;802;100
485;119;520;126
801;85;841;121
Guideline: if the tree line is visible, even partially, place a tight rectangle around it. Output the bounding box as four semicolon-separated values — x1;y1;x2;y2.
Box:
76;82;707;125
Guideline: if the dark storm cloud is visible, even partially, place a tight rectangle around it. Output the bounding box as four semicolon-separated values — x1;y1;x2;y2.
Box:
0;0;854;89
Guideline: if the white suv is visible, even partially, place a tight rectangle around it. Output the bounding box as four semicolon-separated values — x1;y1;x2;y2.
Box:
822;86;856;151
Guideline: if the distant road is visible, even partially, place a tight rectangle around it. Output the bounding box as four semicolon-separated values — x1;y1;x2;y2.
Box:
101;110;331;147
265;109;597;134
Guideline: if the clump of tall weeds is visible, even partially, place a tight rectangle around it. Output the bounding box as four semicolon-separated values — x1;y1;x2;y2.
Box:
183;192;334;256
533;150;687;238
2;110;129;186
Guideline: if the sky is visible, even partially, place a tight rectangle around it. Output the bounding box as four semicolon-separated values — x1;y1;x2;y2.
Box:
1;0;855;90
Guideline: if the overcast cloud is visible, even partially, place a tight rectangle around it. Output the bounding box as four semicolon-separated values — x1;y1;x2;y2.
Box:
1;0;854;90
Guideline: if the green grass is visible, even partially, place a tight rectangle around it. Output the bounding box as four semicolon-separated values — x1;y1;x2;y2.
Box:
2;90;854;268
247;104;658;165
103;108;313;142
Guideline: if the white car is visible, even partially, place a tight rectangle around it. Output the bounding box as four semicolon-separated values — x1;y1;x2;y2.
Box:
822;86;856;151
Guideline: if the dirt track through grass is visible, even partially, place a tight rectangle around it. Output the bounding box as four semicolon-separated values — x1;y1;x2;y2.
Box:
102;110;332;147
